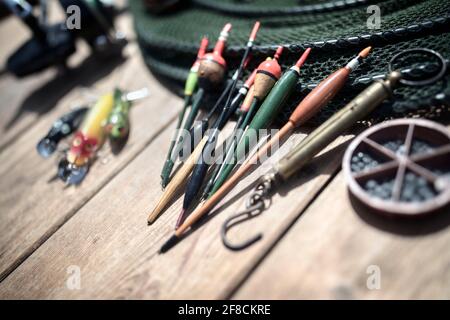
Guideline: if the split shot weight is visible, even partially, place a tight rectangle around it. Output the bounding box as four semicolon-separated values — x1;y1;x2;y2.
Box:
343;119;450;217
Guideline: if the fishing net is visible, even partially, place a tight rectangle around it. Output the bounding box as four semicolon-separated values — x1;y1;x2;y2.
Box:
131;0;450;126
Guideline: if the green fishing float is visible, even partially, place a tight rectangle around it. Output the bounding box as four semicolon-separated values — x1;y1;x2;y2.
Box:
160;37;209;188
209;48;311;196
202;46;284;199
160;23;231;189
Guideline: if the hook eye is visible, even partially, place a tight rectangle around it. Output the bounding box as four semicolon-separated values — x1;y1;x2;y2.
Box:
388;48;447;86
221;201;265;251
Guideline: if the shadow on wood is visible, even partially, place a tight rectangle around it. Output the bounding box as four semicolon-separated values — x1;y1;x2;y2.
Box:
181;138;352;244
110;131;130;155
350;191;450;236
5;52;127;130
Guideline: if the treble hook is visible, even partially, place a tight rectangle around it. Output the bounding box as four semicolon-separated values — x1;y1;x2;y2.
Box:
221;175;274;251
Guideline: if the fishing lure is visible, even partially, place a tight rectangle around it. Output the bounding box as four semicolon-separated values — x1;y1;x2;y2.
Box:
58;87;148;184
175;22;261;228
37;106;88;158
160;23;232;188
105;88;132;140
104;87;149;141
58;92;115;184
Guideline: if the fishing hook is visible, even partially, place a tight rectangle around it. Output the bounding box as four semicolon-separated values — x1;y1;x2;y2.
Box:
221;174;274;251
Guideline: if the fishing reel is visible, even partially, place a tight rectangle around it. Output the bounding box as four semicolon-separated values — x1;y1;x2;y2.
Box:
142;0;182;14
4;0;126;78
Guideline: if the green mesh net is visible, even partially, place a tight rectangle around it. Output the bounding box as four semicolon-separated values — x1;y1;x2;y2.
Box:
131;0;450;126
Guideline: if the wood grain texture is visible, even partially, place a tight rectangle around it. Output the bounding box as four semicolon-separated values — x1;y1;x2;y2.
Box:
0;14;57;150
148;136;208;224
234;172;450;299
0;1;129;151
3;3;447;299
0;127;350;298
0;15;181;280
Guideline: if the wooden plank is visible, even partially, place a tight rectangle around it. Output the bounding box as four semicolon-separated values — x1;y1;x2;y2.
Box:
0;2;125;150
234;172;450;299
0;126;351;298
0;23;181;281
0;14;58;150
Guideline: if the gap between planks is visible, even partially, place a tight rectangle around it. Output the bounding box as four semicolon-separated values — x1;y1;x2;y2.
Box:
0;1;130;152
0;7;184;282
223;165;341;299
234;171;450;299
0;112;179;283
0;126;352;299
0;49;182;282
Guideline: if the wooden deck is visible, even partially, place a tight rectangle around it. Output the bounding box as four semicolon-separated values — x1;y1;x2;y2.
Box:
0;9;449;300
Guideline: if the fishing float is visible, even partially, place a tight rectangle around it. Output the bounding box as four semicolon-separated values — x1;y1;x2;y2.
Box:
159;47;373;253
183;64;252;160
160;37;209;186
202;46;284;199
208;47;311;197
147;25;259;225
159;47;311;243
147;70;255;225
209;47;372;198
160;23;232;188
175;21;261;228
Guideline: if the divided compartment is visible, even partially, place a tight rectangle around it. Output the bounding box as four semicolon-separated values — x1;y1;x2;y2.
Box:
349;138;395;174
409;124;448;156
400;169;438;203
343;119;450;217
366;123;410;156
410;138;437;156
354;164;398;201
412;146;450;193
